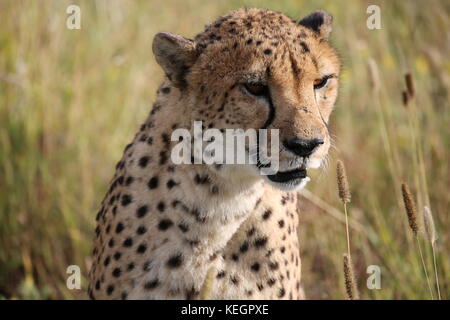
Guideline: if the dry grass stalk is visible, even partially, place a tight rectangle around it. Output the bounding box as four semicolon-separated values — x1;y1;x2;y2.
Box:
367;58;380;93
405;72;415;98
423;206;441;300
337;160;351;204
401;183;434;299
199;267;216;300
337;160;352;258
343;254;359;300
401;183;418;235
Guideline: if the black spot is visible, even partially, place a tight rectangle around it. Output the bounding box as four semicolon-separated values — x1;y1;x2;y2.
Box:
121;194;132;206
300;41;309;52
136;205;149;218
121;292;128;300
158;219;173;230
95;280;100;290
138;156;150;168
127;263;135;271
251;262;260;272
144;279;159;290
262;209;272;220
217;270;226;278
231;253;239;261
278;220;285;228
112;268;121;278
115;222;124;234
159;151;168;165
166;179;178;189
137;244;147;254
178;222;189;233
230;276;239;285
269;261;279;270
263;49;272;55
108;196;116;205
211;185;219;194
143;261;152;271
114;252;122;260
246;39;253;45
161;133;170;145
191;207;206;223
254;236;268;248
256;40;262;46
103;256;111;266
106;285;114;295
125;176;134;186
123;237;133;247
280;246;286;253
185;287;199;300
257;283;264;291
194;174;210;184
157;201;166;212
167;253;183;268
148;176;159;189
278;288;286;298
239;242;249;253
137;225;147;235
161;87;171;94
108;239;114;248
267;278;276;286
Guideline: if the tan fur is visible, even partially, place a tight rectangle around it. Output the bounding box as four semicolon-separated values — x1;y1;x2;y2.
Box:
88;8;340;300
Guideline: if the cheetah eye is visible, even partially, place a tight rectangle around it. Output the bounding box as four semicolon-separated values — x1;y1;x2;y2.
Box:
313;76;330;90
243;83;269;97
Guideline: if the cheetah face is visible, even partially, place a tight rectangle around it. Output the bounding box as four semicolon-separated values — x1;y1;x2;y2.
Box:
153;9;340;191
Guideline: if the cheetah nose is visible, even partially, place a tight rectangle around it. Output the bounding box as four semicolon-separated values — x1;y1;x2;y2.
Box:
283;137;324;158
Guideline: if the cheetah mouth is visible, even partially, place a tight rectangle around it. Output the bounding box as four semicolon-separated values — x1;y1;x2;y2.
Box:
267;167;307;183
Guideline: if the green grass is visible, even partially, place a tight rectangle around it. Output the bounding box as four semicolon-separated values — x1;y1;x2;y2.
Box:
0;0;449;299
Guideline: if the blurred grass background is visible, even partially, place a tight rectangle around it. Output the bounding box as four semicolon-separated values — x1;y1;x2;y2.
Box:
0;0;449;299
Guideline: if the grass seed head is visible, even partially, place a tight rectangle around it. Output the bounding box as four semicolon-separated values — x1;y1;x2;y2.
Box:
423;206;437;244
405;72;415;98
402;90;410;108
401;183;419;236
343;254;359;300
337;160;351;203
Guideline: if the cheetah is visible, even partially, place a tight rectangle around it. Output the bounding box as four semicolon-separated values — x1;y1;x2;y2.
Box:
88;8;340;300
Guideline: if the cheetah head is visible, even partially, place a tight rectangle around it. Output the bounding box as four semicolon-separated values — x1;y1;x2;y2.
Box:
153;9;340;191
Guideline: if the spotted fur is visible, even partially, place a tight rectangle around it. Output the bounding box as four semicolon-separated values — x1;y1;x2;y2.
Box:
88;8;340;300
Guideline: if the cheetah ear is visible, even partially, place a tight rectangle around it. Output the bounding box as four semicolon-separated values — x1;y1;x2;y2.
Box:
298;10;333;39
152;32;198;88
